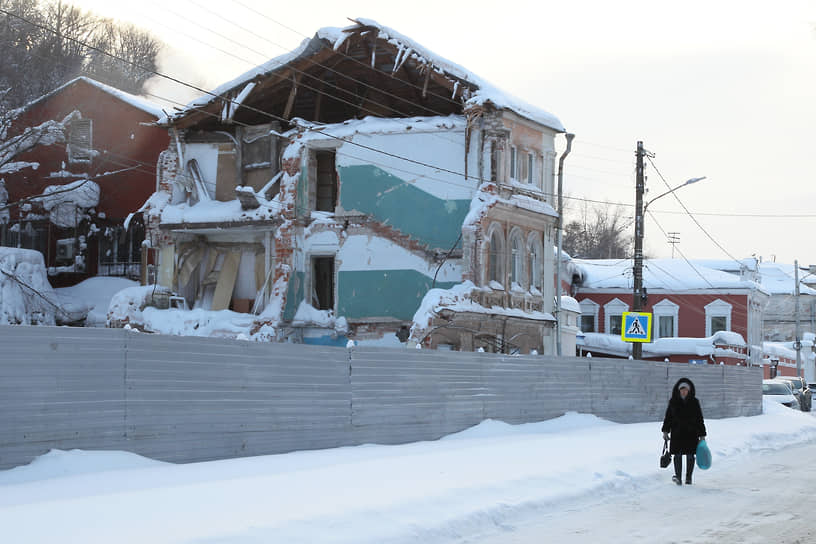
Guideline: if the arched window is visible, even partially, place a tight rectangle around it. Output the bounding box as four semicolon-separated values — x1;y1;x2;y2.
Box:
488;230;502;284
527;234;543;293
510;233;523;287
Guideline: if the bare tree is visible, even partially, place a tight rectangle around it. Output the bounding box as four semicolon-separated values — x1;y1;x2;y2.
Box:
84;19;160;95
0;0;162;114
563;201;634;259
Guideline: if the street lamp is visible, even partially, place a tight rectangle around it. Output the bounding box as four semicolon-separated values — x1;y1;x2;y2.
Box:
632;140;705;360
644;177;706;212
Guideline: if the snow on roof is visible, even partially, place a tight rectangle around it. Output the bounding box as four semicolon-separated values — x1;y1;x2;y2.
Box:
19;77;165;119
560;296;581;313
349;18;564;132
695;259;816;296
579;330;747;359
574;258;766;293
288;115;466;140
160;198;278;225
168;19;564;132
755;262;816;295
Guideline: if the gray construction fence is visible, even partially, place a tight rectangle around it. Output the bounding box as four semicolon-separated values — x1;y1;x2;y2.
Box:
0;325;763;469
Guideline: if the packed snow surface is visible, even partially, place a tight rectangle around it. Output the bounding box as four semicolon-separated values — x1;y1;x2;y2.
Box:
2;399;813;543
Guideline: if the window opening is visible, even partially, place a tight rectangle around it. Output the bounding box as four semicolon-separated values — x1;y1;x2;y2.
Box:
609;315;623;335
509;146;517;180
528;242;541;291
658;315;674;338
312;256;334;311
488;230;501;283
527;153;535;184
68;119;92;162
710;316;727;334
315;150;337;212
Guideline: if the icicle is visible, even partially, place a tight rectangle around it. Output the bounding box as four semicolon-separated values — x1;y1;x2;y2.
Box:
451;81;459;99
371;47;376;68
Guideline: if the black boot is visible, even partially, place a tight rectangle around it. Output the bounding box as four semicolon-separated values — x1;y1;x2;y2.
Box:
685;454;694;485
673;455;683;485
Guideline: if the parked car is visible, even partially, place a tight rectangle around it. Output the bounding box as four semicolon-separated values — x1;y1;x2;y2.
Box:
777;376;811;412
762;379;799;409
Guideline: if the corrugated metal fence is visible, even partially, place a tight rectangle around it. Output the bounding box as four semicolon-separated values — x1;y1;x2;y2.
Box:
0;325;762;469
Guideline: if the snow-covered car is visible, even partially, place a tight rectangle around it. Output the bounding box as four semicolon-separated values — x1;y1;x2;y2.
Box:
762;379;799;409
776;377;811;412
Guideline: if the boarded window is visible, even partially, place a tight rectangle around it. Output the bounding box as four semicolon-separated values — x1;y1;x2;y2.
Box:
242;126;272;169
312;256;334;311
315;150;337;212
68;119;92;162
242;124;278;194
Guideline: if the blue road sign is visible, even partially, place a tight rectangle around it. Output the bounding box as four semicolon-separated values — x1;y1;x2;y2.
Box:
622;312;652;343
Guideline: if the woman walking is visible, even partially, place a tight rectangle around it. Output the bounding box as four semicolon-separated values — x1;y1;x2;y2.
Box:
661;378;706;485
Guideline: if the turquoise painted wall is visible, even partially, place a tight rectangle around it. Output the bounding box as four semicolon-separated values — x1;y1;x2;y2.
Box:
338;165;469;250
338;269;457;321
283;270;305;321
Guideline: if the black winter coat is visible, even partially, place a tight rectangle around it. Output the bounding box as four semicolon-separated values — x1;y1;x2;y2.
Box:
661;378;706;455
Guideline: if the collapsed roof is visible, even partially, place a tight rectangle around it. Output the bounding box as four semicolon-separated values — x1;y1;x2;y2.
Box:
165;18;564;133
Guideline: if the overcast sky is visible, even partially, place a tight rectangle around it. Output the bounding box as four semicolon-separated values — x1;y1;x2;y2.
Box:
74;0;816;268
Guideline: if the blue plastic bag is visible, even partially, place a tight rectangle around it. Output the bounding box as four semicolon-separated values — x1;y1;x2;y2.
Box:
696;439;712;470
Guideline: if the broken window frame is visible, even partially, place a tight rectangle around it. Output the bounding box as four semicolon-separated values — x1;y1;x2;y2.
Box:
241;124;274;172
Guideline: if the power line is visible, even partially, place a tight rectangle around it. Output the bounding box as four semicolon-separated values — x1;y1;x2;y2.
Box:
646;156;742;265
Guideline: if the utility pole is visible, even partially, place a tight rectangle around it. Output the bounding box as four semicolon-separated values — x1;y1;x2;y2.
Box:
795;259;802;377
632;141;646;360
667;232;680;258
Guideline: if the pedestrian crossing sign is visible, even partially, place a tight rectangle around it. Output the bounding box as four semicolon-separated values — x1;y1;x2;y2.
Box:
621;312;652;343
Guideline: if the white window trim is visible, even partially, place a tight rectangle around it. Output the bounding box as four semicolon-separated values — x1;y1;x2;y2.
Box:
604;298;630;334
705;299;732;336
579;299;600;333
652;299;679;339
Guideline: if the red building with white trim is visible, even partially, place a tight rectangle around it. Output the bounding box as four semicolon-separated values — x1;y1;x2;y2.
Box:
0;77;168;286
571;258;768;365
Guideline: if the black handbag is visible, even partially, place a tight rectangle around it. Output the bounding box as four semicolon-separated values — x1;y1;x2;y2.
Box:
660;439;672;468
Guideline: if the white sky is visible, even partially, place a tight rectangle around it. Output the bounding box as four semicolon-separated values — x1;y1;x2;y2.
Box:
70;0;816;266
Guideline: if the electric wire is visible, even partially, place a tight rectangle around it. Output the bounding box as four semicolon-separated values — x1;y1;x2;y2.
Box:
646;156;742;265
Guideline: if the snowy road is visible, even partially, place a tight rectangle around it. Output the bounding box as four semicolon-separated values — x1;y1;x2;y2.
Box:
3;402;815;544
470;440;816;544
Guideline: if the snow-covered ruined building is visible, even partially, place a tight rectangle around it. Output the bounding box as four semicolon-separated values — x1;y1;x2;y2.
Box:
0;77;169;287
143;19;569;352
